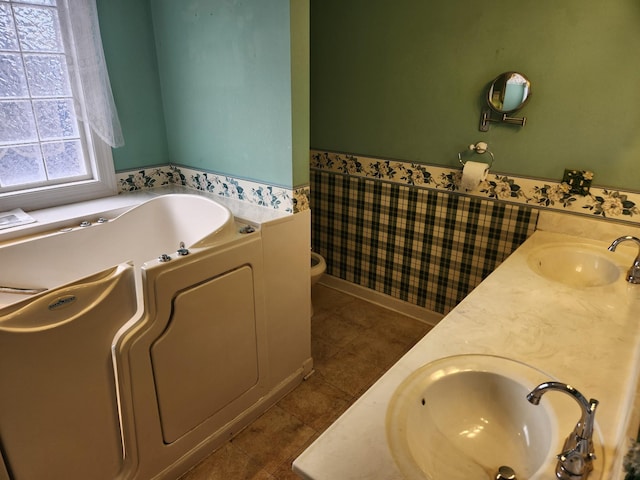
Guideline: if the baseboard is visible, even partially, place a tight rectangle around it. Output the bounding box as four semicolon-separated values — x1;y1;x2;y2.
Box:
318;275;444;327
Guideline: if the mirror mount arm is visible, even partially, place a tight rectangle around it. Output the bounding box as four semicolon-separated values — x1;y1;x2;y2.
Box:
501;114;527;126
479;107;527;132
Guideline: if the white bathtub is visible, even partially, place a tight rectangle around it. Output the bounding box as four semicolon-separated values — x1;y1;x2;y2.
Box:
0;194;235;308
0;193;309;480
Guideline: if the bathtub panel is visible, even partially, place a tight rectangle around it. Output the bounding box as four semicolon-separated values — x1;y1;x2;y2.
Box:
151;265;259;444
0;263;137;480
115;233;273;480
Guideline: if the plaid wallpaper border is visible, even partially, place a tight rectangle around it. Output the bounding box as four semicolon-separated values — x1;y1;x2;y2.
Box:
311;169;538;314
115;165;310;214
311;150;640;225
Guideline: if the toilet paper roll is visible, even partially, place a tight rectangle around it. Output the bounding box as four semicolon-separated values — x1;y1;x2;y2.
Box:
460;161;489;192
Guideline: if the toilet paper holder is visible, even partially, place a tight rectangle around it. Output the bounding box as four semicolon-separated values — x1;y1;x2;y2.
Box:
458;142;495;168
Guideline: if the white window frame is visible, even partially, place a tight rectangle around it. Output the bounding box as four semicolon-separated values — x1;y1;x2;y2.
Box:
0;0;118;213
0;137;116;212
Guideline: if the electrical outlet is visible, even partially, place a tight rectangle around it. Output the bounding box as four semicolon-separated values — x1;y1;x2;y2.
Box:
562;169;594;196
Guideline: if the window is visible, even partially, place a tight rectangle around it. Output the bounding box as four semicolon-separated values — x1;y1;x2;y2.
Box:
0;0;121;211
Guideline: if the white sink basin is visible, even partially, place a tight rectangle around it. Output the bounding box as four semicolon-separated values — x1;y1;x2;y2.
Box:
386;355;604;480
527;244;620;287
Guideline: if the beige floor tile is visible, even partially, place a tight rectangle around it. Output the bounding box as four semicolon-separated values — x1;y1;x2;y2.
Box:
179;443;272;480
250;470;275;480
317;348;385;397
271;464;302;480
277;371;353;431
343;327;409;370
332;296;391;329
369;310;432;346
310;334;340;371
231;405;316;475
311;284;354;315
310;310;364;348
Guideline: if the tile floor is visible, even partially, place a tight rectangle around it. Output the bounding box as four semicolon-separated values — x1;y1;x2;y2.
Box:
179;283;433;480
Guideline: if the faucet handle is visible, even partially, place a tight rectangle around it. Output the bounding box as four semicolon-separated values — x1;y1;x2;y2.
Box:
558;447;596;462
555;430;597;478
557;447;575;462
556;447;592;478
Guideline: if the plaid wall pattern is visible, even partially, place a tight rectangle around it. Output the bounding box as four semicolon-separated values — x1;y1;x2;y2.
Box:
311;169;539;314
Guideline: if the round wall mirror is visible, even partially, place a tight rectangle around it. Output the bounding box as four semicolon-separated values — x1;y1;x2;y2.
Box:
487;72;531;113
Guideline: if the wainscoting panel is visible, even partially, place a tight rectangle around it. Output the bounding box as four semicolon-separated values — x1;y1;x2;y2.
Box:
311;169;539;314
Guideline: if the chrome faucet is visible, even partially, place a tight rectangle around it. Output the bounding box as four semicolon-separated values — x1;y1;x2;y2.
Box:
608;235;640;284
527;382;598;480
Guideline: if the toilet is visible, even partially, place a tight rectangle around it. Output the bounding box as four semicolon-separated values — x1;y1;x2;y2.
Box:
310;252;326;316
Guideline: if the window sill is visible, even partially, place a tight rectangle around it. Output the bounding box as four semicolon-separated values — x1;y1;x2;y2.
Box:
0;190;159;245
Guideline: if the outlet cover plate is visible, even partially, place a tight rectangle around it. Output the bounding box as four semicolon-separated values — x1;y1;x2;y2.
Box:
562;169;593;196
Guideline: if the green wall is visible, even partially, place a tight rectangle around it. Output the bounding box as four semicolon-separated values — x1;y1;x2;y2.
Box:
98;0;309;189
150;0;308;189
97;0;169;171
310;0;640;191
290;0;311;188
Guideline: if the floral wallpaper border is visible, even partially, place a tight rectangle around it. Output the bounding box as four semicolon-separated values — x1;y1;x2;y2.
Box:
115;165;310;214
311;150;640;225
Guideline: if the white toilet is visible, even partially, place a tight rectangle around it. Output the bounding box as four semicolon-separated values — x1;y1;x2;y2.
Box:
310;252;326;316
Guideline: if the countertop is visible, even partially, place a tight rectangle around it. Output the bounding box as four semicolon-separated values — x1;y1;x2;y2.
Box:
293;213;640;480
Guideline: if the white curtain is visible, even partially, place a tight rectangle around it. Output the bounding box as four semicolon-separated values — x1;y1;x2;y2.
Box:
57;0;125;148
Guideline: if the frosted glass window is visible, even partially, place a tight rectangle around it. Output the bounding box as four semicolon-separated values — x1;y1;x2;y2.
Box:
0;100;38;145
0;0;92;192
0;144;46;186
24;54;70;97
0;4;19;51
14;5;62;53
42;140;85;179
34;99;78;140
0;53;29;97
0;0;120;208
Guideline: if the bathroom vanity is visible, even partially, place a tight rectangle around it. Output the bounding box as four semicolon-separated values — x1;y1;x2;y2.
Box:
293;211;640;480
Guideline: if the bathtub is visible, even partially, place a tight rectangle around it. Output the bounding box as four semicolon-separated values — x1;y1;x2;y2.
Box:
0;194;235;308
0;193;301;480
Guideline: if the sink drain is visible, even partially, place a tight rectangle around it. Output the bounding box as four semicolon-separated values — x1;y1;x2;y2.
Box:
495;465;517;480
